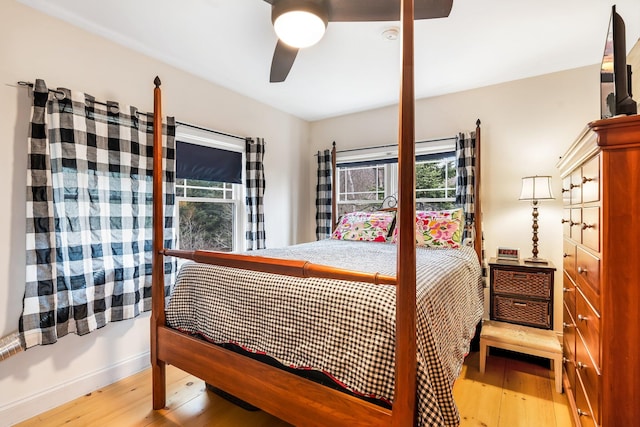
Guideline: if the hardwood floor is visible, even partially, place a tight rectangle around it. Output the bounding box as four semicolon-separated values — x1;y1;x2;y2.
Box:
15;351;571;427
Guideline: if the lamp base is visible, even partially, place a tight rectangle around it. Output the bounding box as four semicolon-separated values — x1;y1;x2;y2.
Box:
524;257;548;265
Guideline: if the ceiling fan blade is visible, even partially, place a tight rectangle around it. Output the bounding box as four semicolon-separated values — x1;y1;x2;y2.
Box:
270;40;299;83
327;0;453;22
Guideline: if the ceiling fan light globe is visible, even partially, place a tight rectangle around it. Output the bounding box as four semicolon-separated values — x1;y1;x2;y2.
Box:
274;10;326;48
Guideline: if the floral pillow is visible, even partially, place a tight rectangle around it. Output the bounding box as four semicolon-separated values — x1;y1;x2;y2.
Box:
391;208;464;248
331;211;396;242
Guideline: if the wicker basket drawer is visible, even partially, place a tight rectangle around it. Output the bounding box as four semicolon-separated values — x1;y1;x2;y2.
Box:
493;296;551;329
493;269;552;299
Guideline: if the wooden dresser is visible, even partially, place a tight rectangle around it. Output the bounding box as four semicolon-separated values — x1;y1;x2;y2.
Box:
557;114;640;427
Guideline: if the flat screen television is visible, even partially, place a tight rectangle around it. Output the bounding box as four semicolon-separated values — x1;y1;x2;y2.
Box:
600;5;637;119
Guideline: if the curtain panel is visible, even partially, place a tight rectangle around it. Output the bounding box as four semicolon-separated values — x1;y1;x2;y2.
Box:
245;137;266;250
455;130;486;279
455;131;476;240
21;79;176;349
315;148;332;240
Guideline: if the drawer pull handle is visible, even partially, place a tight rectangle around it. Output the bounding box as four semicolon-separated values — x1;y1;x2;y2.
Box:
582;176;593;184
562;287;571;293
577;314;588;322
562;188;569;193
563;322;575;329
512;273;528;279
561;219;569;224
563;252;569;258
570;183;580;189
577;409;590;417
513;302;527;307
581;223;594;230
577;361;588;369
570;221;579;227
577;266;587;274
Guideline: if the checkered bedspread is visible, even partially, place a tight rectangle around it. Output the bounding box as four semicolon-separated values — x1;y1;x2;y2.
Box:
166;240;483;426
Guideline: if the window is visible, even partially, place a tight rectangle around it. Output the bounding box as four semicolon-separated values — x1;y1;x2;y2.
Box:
336;141;457;215
175;125;244;252
176;180;237;252
337;163;387;215
415;154;457;211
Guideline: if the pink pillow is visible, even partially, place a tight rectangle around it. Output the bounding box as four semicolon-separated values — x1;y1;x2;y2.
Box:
331;211;396;242
391;208;464;248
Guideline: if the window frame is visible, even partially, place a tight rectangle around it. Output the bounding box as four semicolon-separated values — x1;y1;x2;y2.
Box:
335;139;456;214
175;125;245;252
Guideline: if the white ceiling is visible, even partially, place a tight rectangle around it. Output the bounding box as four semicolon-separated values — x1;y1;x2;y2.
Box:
18;0;640;121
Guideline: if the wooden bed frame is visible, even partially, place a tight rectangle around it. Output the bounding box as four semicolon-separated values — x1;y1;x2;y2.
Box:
150;2;482;425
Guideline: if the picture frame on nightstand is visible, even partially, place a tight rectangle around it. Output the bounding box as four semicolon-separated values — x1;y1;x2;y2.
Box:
496;246;519;262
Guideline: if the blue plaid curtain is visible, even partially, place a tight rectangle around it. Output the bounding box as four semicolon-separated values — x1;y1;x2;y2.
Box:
21;79;176;349
245;137;266;250
315;148;332;240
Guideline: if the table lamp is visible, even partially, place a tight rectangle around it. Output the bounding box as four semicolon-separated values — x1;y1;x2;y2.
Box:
519;176;554;264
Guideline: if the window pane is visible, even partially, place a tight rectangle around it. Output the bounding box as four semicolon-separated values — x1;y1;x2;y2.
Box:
186;188;224;198
179;201;233;252
338;165;385;202
416;162;445;191
415;156;456;206
176;179;234;200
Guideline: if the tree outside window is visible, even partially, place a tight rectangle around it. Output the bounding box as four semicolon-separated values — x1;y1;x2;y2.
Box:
176;178;238;252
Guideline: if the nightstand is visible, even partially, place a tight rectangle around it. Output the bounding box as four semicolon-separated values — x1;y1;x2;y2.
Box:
482;258;561;393
488;258;556;330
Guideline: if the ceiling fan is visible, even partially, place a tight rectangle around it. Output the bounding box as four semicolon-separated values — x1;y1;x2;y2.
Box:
263;0;454;82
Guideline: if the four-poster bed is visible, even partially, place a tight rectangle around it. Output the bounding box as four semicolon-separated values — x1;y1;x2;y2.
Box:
150;2;483;426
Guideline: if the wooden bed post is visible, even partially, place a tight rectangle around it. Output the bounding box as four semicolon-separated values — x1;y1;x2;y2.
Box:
151;76;166;410
393;0;417;425
473;119;482;262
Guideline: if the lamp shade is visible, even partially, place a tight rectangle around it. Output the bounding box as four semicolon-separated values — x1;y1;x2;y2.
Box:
272;1;328;48
519;176;554;201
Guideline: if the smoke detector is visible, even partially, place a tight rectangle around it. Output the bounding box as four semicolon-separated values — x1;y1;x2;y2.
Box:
381;27;399;41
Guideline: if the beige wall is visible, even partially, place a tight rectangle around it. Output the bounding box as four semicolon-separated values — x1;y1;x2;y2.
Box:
0;2;311;424
310;65;601;335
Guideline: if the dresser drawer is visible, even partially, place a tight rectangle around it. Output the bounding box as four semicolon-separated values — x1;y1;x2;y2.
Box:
581;207;600;252
576;332;601;424
492;296;550;329
576;289;601;369
570;208;582;242
563;272;576;318
562;176;572;205
563;351;576;396
562;302;576;391
576;247;601;312
563;239;576;282
581;154;600;204
493;269;552;299
576;373;598;427
562;209;571;237
571;170;582;205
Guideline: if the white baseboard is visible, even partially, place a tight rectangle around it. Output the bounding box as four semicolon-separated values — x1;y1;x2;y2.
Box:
1;351;150;426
